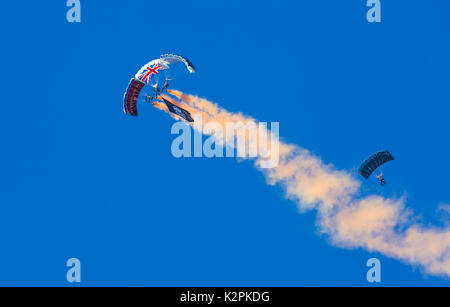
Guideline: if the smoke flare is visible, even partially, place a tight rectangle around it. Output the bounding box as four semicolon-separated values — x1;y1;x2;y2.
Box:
158;90;450;278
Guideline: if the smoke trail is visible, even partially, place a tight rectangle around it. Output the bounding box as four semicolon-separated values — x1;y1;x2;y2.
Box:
158;90;450;278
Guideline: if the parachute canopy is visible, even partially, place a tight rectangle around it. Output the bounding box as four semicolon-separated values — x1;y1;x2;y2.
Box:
134;59;169;85
123;54;195;117
123;79;145;116
160;54;196;74
358;151;395;179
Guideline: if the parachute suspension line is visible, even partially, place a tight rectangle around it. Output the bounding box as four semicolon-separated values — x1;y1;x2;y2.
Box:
162;66;176;84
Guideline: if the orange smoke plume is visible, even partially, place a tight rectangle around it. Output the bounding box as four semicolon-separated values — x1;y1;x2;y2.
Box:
156;90;450;278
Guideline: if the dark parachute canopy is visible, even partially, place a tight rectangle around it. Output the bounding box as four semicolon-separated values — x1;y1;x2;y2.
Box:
123;79;146;116
358;151;395;179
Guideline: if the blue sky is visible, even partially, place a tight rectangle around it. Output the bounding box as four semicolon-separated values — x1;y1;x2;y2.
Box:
1;1;449;286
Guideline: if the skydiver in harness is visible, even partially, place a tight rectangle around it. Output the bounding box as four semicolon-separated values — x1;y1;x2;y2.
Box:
144;84;160;103
376;173;386;186
161;80;170;93
145;80;170;102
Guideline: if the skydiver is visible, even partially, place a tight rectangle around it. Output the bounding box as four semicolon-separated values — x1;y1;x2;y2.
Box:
150;83;161;97
161;80;170;92
376;173;386;186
